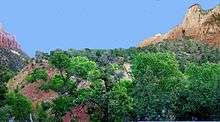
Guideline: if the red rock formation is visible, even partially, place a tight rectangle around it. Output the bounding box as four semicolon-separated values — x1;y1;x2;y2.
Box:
139;4;220;48
0;27;21;50
22;83;58;105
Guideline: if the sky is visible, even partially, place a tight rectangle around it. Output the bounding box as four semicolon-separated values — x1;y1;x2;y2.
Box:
0;0;219;56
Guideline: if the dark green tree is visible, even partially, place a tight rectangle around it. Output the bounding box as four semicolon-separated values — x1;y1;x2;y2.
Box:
6;92;32;121
131;52;184;120
0;66;14;83
0;105;12;121
51;96;73;121
49;50;70;79
26;68;48;82
0;66;14;107
175;63;220;120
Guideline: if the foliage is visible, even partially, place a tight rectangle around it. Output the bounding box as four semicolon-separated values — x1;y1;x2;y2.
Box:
49;50;70;76
0;66;14;107
131;52;184;120
175;63;220;120
67;56;101;80
0;82;8;107
142;39;219;71
32;40;219;121
0;66;14;83
35;104;49;122
51;96;73;121
26;68;48;82
49;75;64;91
6;92;32;121
108;79;133;121
0;105;12;121
48;52;134;121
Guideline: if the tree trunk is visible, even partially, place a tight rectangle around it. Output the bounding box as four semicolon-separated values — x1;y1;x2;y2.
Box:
29;113;33;122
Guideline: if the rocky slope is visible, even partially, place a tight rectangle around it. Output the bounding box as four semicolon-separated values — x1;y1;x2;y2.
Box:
139;4;220;48
7;60;58;106
0;24;29;71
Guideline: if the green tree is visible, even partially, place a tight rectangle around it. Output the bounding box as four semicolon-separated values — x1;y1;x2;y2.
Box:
131;52;184;120
51;96;73;121
67;56;133;122
49;75;64;91
35;104;49;122
6;92;32;121
175;63;220;120
26;68;48;82
49;55;133;121
0;66;14;83
0;66;14;107
49;50;70;78
67;56;100;80
108;79;133;121
0;105;12;121
0;83;8;107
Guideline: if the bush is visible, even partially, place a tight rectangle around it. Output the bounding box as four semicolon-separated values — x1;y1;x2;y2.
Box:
40;82;51;91
6;92;32;121
35;104;49;122
131;52;184;120
175;63;220;120
67;56;100;80
51;96;73;120
49;75;64;91
0;105;12;121
0;66;14;83
26;68;48;83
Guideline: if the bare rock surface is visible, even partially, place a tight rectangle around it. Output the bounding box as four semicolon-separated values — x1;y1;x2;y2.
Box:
139;4;220;48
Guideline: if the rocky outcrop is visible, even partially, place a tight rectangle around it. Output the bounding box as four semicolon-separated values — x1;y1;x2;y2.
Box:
0;48;29;71
0;24;29;71
0;25;21;50
139;4;220;48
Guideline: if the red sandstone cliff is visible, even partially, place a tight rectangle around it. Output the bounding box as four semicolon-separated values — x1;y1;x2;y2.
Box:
0;25;21;50
139;4;220;48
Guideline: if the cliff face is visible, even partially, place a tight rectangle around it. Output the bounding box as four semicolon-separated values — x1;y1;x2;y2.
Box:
0;24;29;71
0;26;21;50
139;4;220;47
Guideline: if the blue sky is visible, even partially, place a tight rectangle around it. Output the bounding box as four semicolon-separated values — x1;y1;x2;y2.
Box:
0;0;219;55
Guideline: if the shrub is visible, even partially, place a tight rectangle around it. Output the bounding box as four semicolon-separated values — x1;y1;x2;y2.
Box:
6;92;32;121
26;68;48;83
50;75;64;91
131;52;184;120
40;82;51;91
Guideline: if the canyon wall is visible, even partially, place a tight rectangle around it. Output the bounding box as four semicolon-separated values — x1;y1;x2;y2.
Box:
139;4;220;48
0;26;21;50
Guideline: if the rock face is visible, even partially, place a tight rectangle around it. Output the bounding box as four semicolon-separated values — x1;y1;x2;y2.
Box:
139;4;220;48
0;48;29;71
0;24;29;71
0;25;21;50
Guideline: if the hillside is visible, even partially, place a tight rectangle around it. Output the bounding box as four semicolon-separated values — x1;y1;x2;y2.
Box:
1;4;220;122
139;4;220;48
4;38;218;121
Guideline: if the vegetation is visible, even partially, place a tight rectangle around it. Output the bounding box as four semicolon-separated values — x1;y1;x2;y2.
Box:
5;92;32;121
131;52;184;120
48;53;133;121
49;75;65;92
1;39;219;121
26;68;48;82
